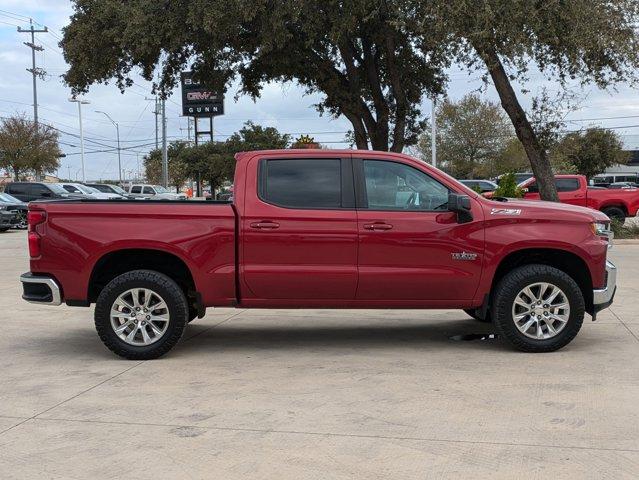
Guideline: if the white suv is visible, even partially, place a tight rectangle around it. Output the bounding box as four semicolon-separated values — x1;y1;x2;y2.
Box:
128;184;187;200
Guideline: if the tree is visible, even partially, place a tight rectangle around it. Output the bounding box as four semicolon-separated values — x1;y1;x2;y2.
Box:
225;122;289;152
552;128;628;180
0;115;62;180
416;94;513;178
144;141;190;190
61;1;448;152
411;0;639;201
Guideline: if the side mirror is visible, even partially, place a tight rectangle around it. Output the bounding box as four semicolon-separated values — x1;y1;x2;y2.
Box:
447;193;473;224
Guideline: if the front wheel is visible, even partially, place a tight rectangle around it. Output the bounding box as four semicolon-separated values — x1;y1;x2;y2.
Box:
94;270;188;359
492;264;584;353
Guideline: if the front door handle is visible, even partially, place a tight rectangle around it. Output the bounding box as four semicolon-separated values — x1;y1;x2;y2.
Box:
363;222;393;231
250;221;280;229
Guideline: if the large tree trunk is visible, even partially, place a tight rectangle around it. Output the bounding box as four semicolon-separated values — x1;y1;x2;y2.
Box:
478;48;559;202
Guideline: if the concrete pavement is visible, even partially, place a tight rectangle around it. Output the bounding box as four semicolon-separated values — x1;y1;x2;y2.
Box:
0;230;637;479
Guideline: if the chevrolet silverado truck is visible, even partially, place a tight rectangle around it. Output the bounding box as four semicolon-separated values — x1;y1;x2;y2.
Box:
20;150;616;359
519;174;639;221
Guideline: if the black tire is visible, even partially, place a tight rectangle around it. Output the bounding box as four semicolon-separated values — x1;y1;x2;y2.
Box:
601;206;626;222
463;308;492;323
0;228;9;232
95;270;188;360
492;264;584;353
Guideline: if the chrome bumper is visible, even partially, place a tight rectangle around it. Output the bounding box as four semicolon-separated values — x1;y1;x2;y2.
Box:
20;273;62;306
593;261;617;310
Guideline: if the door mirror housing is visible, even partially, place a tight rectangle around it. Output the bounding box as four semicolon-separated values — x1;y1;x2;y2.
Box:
447;194;473;224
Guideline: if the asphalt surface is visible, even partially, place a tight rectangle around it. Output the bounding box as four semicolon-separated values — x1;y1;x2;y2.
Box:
0;229;637;479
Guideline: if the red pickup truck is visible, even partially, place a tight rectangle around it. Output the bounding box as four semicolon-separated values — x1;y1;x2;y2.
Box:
21;150;616;359
519;174;639;221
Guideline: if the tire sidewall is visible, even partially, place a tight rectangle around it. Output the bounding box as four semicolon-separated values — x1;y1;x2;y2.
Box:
493;265;585;351
602;207;625;222
95;270;188;359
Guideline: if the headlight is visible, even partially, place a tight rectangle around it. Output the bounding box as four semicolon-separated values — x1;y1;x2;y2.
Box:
591;221;613;248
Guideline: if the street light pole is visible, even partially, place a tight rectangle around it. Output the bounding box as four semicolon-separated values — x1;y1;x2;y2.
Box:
69;98;90;182
96;110;122;183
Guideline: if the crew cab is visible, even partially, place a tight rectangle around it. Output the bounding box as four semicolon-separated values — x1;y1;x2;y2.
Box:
520;174;639;221
20;150;616;359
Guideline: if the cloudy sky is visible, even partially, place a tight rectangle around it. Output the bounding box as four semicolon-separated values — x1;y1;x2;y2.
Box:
1;0;638;181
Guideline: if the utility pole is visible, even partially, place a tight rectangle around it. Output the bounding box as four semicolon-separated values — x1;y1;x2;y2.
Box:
145;96;159;149
161;97;168;188
18;20;47;181
96;111;122;182
18;20;47;127
69;98;90;182
431;97;437;168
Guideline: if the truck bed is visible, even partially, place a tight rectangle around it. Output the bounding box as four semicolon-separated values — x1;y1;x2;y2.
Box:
29;200;237;306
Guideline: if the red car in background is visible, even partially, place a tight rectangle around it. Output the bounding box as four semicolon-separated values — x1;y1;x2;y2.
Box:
519;175;639;221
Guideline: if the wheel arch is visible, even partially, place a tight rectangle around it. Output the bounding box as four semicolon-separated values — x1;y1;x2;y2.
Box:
88;248;196;304
490;248;593;313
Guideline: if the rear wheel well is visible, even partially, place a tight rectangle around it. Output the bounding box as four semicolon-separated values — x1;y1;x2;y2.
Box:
88;249;196;304
491;249;593;313
601;204;627;216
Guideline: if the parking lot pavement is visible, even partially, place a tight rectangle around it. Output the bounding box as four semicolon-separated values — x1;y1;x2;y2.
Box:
0;230;637;479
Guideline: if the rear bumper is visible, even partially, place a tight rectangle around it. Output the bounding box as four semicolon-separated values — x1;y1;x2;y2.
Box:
592;260;617;313
20;273;62;306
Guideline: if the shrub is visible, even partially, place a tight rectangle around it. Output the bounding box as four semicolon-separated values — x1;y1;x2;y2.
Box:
493;172;524;198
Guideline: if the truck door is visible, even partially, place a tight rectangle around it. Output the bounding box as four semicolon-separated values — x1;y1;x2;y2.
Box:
241;156;358;300
354;158;483;302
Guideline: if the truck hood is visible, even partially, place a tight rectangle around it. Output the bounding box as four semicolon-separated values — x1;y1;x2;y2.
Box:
484;198;610;222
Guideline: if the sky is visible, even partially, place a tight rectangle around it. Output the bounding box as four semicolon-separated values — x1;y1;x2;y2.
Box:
1;0;638;181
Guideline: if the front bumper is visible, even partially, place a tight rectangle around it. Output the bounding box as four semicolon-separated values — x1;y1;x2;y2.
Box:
0;212;15;227
20;273;62;306
592;260;617;313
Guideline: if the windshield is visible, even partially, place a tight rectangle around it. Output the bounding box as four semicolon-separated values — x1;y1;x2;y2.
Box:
66;184;95;194
48;183;69;194
0;192;21;203
153;185;169;193
110;185;126;194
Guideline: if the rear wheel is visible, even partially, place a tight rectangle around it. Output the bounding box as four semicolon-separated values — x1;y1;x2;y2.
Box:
601;206;625;222
492;264;584;352
94;270;188;360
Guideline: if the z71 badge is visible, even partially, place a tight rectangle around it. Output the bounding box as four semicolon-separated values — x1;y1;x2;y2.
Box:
491;208;522;216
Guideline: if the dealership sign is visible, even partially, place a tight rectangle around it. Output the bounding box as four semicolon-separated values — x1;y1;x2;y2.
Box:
180;72;224;117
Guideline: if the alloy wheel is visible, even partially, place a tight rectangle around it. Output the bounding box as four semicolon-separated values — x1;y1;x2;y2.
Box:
110;288;170;346
511;282;570;340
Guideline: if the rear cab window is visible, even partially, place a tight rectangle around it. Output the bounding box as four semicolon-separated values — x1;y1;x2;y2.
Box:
259;158;349;209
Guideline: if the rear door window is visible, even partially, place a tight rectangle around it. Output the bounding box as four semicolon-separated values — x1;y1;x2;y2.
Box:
555;179;580;192
142;186;155;194
131;186;142;194
6;183;28;195
260;159;343;209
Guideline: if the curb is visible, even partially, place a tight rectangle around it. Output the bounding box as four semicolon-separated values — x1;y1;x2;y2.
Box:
613;239;639;245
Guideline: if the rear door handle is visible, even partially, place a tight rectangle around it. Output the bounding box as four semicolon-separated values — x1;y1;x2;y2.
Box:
363;222;393;231
250;221;280;229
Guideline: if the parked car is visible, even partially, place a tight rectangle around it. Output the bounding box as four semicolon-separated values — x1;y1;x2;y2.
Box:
518;174;639;221
0;192;28;229
60;183;122;199
20;150;615;359
459;179;498;193
85;183;133;198
607;182;639;190
591;173;638;188
497;172;534;185
0;207;17;232
128;184;187;200
3;182;77;202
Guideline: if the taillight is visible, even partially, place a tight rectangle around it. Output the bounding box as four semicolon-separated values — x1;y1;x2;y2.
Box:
27;210;46;257
27;210;46;231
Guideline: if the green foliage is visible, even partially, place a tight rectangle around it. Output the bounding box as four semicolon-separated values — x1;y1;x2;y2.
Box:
611;219;639;239
551;128;628;180
0;115;62;181
144;122;290;191
493;173;524;198
416;94;514;178
61;0;449;152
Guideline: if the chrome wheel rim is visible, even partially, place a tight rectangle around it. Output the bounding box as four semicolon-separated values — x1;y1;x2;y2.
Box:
511;282;570;340
110;288;170;346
